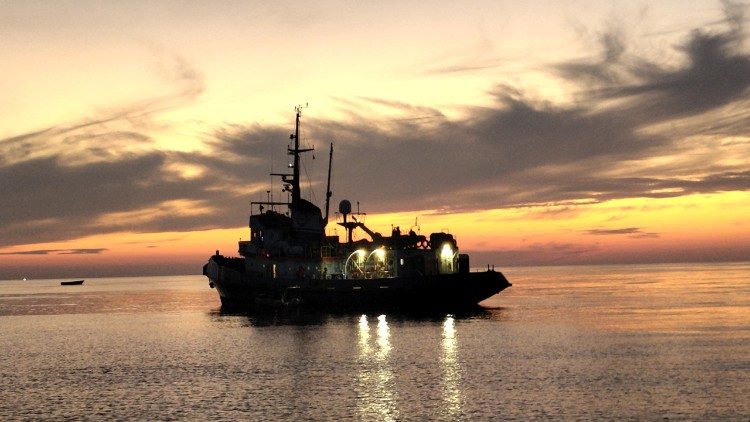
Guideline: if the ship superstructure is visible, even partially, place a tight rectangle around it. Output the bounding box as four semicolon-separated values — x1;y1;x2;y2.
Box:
204;107;510;310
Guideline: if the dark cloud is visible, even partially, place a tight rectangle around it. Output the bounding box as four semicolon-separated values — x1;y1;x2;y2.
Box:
486;170;750;212
625;34;748;119
556;1;750;126
555;27;636;85
0;150;253;247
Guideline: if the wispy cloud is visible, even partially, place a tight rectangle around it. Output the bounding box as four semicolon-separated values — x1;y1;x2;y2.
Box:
423;57;507;75
584;227;659;238
0;51;204;167
57;248;109;255
585;227;642;235
0;248;108;255
470;242;600;266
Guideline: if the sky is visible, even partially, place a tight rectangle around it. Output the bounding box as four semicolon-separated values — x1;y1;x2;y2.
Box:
1;0;749;278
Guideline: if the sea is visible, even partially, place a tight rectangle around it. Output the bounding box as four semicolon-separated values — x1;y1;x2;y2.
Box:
1;262;748;421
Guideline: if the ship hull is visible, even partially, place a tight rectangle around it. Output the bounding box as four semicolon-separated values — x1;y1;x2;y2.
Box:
204;256;511;312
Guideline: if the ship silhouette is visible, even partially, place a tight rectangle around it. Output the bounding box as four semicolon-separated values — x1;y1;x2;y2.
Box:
204;107;511;311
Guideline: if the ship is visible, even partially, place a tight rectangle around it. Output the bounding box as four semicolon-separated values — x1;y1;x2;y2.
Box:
203;107;511;311
60;279;84;286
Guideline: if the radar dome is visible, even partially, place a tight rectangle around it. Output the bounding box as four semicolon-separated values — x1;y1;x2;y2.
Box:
339;199;352;215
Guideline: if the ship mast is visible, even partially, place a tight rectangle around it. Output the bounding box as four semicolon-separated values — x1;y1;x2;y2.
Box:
324;142;333;225
289;105;313;206
252;106;323;217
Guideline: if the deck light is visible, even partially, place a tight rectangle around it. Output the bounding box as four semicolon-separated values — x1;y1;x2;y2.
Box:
344;249;368;278
441;243;453;260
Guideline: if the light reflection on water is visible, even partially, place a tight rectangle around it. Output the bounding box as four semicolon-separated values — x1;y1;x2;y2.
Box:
355;314;465;420
358;314;370;352
441;316;462;418
356;314;398;421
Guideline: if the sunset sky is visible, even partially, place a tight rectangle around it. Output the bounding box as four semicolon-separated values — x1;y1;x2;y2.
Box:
1;0;749;278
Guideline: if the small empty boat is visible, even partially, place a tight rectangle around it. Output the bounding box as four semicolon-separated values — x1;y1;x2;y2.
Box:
60;279;84;286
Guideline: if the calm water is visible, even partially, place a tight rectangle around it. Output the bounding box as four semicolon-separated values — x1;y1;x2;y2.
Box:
1;263;748;420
